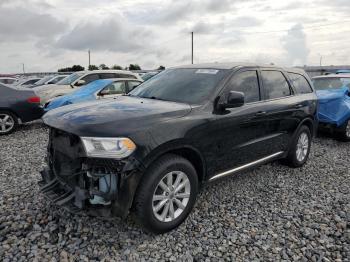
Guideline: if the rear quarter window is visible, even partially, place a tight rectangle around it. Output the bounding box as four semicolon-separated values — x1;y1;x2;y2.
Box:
288;73;313;94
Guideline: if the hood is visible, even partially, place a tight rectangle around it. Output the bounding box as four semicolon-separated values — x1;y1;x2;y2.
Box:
43;96;192;136
34;84;62;93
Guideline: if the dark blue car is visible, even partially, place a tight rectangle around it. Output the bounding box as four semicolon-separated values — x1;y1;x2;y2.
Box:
45;78;142;111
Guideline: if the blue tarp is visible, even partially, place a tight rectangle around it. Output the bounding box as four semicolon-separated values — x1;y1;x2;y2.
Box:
45;79;113;111
316;86;350;126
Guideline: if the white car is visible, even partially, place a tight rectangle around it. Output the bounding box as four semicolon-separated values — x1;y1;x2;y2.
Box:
0;77;18;85
34;70;142;105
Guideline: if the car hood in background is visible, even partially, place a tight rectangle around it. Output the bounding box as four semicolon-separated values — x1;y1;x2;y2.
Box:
43;96;192;136
316;87;350;126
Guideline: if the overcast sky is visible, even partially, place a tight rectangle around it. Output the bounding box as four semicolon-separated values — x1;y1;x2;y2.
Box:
0;0;349;73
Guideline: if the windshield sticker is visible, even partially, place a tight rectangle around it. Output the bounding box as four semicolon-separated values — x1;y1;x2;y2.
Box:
195;69;219;74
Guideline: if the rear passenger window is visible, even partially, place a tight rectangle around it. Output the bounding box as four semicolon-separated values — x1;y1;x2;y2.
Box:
82;74;99;84
226;71;260;103
117;74;137;79
99;73;116;79
261;71;291;99
288;73;313;94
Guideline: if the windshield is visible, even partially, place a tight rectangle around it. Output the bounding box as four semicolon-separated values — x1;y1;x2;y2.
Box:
312;77;350;90
129;68;230;104
56;72;84;85
35;76;53;85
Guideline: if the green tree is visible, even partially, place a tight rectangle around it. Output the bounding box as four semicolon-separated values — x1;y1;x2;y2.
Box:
128;64;141;70
157;65;165;70
58;65;85;72
99;64;109;70
88;65;99;70
111;65;123;70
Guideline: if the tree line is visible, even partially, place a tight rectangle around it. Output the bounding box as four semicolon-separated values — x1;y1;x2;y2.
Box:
58;64;165;72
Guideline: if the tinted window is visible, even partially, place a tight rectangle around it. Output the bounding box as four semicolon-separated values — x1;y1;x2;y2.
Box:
23;79;39;85
127;81;141;92
99;73;116;79
312;77;350;90
288;73;313;94
82;74;99;84
102;82;126;95
226;71;260;103
130;68;230;104
117;74;137;79
261;71;291;99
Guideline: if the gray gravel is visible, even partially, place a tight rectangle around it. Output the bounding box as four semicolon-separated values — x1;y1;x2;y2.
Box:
0;122;349;261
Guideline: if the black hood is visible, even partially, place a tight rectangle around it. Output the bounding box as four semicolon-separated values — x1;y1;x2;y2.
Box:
43;96;192;136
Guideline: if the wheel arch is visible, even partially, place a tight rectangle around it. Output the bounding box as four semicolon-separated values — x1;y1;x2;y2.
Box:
142;140;207;184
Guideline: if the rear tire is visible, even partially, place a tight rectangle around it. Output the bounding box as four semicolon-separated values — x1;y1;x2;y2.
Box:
133;154;198;234
334;119;350;142
284;125;311;168
0;111;18;135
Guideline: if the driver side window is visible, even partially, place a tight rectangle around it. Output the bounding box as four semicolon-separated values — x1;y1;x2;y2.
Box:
102;82;126;95
225;71;260;103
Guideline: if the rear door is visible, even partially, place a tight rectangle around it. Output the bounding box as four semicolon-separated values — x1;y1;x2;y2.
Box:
258;69;301;153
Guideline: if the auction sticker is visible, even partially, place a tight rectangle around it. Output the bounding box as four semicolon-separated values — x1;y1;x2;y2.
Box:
195;69;219;74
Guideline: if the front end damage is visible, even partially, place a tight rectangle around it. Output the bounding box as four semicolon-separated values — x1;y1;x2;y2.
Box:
39;128;144;218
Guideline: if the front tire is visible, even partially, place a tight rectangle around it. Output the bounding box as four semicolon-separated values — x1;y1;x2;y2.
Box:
134;154;198;234
285;125;311;168
0;111;18;135
334;119;350;142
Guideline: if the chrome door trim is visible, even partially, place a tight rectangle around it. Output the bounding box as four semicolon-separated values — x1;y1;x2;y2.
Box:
209;151;284;182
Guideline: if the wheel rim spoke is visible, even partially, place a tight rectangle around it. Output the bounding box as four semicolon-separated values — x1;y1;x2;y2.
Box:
296;132;309;162
0;114;14;133
152;171;191;222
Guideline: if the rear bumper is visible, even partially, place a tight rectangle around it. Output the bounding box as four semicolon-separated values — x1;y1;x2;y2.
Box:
20;105;44;123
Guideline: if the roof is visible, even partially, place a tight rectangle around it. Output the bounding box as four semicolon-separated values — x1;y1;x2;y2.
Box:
172;62;306;73
312;74;350;79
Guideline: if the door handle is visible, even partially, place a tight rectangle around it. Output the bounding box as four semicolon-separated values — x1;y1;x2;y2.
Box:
294;104;303;109
255;111;266;117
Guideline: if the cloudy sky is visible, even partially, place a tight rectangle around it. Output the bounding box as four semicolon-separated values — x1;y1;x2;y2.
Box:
0;0;349;73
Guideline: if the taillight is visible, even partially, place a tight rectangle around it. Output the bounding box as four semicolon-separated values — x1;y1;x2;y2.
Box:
27;96;41;103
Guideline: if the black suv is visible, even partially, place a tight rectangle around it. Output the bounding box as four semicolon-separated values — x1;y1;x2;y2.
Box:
40;63;318;233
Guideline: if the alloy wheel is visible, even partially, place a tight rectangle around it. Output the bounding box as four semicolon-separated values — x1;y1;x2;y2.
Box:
296;132;309;162
152;171;191;222
0;114;15;134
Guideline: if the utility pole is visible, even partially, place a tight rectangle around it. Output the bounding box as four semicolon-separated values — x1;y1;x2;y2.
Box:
22;63;25;74
88;50;91;69
319;55;323;67
191;32;194;64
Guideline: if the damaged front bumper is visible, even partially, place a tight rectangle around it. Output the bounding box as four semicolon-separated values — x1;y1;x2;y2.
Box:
38;128;144;218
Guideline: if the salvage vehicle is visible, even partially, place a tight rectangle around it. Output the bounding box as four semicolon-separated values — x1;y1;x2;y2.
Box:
45;79;143;111
0;83;43;135
34;70;142;106
40;63;317;233
312;74;350;141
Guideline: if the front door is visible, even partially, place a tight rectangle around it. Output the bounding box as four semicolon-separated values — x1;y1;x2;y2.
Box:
208;69;274;178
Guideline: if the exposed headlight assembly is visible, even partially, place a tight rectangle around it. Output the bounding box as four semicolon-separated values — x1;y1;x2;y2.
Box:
81;137;136;159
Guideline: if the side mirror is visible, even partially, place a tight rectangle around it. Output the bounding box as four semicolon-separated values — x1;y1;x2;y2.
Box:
75;80;86;87
219;91;245;109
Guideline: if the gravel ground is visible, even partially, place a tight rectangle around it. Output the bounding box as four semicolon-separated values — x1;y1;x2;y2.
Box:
0;122;349;261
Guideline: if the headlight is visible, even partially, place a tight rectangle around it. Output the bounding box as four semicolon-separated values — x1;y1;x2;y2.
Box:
81;137;136;159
